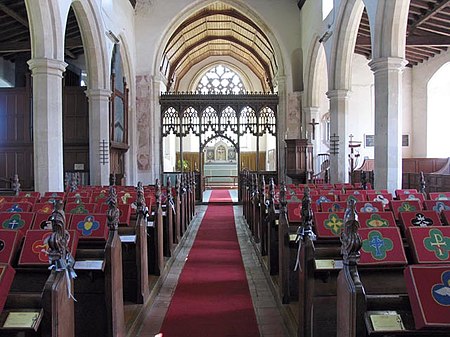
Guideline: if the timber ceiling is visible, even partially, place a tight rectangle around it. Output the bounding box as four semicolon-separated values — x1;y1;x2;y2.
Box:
355;0;450;66
161;2;277;92
1;0;450;82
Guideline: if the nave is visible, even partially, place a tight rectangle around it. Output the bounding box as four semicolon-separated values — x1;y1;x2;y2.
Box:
135;189;289;337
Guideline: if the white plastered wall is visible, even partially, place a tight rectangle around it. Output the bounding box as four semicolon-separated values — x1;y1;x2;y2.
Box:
411;50;450;157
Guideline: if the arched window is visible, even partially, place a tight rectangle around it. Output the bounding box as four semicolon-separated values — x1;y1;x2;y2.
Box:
427;63;450;157
322;0;334;20
196;65;246;94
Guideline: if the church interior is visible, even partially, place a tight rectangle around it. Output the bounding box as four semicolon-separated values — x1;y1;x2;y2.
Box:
0;0;449;336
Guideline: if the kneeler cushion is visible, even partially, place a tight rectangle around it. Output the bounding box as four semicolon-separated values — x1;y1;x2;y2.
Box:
0;202;33;212
18;191;40;199
390;200;423;220
32;203;55;214
65;202;96;214
287;202;302;223
339;193;365;202
407;226;450;264
399;211;442;230
69;214;109;240
358;227;407;265
358;212;396;228
313;212;345;238
404;265;450;329
18;230;78;266
320;201;347;213
398;193;425;203
354;201;385;213
0;212;34;233
117;192;137;205
0;264;15;313
429;192;450;201
311;194;336;205
423;200;450;214
95;203;131;226
0;230;23;264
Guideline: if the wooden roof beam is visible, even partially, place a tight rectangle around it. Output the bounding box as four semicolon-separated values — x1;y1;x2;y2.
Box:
408;0;450;35
0;3;28;28
356;33;450;46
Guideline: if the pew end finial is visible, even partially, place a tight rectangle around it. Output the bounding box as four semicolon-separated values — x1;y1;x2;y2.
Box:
106;185;119;231
341;199;361;266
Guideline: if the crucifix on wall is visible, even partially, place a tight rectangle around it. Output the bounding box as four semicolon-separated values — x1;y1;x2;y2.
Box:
309;118;319;140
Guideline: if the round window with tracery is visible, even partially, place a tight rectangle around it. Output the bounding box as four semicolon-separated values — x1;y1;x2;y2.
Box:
196;65;246;94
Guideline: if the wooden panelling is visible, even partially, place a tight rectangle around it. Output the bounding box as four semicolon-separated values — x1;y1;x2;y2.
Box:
0;88;32;144
0;88;33;189
63;87;89;177
63;86;89;143
240;152;266;171
0;146;34;189
402;158;448;173
403;172;450;192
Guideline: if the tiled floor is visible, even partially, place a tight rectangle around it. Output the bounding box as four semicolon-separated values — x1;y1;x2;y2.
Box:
135;202;290;337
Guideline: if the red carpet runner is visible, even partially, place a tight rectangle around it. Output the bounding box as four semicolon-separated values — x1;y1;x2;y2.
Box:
159;189;260;337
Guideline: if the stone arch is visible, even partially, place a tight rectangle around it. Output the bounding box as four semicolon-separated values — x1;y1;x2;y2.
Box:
304;34;327;108
25;0;63;60
152;0;286;87
365;0;410;59
70;0;109;90
116;32;137;185
328;0;365;91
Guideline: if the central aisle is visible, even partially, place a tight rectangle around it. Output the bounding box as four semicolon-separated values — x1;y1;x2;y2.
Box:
159;190;260;337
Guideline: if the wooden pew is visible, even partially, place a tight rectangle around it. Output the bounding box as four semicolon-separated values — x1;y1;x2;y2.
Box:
336;201;450;337
277;182;299;304
73;186;125;337
119;182;149;305
0;201;75;337
147;180;164;276
296;188;345;337
266;178;279;275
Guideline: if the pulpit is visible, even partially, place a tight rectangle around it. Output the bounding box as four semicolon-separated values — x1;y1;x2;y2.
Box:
285;139;313;183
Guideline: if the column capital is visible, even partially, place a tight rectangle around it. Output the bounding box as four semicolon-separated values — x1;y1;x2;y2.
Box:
85;88;112;99
303;106;321;114
326;89;350;100
27;58;67;77
369;57;408;73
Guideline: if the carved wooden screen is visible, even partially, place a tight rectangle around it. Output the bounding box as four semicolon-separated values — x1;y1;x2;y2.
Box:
160;93;278;178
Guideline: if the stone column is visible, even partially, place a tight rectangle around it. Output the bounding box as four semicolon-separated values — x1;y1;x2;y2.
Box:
369;57;407;192
327;89;350;183
277;76;287;183
150;77;162;183
86;89;111;186
303;106;321;173
27;58;67;193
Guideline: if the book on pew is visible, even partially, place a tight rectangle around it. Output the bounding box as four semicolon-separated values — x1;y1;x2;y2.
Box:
0;264;15;313
404;265;450;329
0;230;23;264
406;226;450;264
